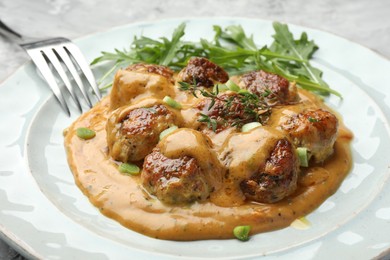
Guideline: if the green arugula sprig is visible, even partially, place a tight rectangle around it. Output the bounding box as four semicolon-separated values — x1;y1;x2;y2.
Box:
91;23;204;89
270;23;339;96
91;22;340;97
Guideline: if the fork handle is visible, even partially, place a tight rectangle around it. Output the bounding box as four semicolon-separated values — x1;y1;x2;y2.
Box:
0;19;24;44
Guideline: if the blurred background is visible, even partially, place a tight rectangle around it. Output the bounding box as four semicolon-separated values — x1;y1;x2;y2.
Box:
1;0;390;82
0;0;389;259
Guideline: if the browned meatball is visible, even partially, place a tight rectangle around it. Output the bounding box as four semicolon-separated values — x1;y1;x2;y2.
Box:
142;148;212;204
279;109;338;163
240;70;298;105
106;104;178;162
197;92;270;132
240;138;299;203
179;57;229;87
125;63;174;82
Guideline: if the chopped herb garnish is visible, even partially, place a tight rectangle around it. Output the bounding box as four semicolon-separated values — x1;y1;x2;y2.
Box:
233;225;251;241
290;217;311;230
159;125;178;140
76;127;96;140
262;89;272;97
179;81;271;131
118;163;140;175
308;117;319;123
241;122;262;132
225;80;241;92
198;113;218;132
296;147;309;167
163;96;182;109
213;83;229;93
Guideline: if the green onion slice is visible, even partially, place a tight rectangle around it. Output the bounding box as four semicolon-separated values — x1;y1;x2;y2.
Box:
159;125;178;140
163;96;182;109
296;147;309;167
118;163;140;175
238;89;250;94
290;217;311;230
241;122;262;132
225;80;241;92
76;127;96;140
213;83;229;93
233;225;251;241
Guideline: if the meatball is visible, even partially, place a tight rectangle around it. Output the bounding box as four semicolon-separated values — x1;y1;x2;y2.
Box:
141;128;223;204
279;109;339;163
197;92;270;132
178;57;229;87
142;148;211;204
240;70;299;105
125;63;174;83
106;104;178;162
240;138;299;203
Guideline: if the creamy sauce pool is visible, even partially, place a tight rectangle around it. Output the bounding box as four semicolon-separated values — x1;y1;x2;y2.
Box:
64;73;353;241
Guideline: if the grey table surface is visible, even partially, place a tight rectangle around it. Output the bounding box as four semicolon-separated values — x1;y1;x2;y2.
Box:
0;0;389;259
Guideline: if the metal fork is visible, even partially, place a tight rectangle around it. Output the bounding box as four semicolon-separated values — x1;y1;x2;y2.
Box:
0;20;101;116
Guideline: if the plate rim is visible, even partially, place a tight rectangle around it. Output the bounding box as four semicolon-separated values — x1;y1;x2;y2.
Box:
1;16;390;259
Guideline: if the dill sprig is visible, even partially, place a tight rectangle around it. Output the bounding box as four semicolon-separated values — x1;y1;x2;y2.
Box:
179;81;271;131
198;113;218;132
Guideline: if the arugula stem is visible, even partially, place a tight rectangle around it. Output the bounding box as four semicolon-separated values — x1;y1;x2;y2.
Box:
295;80;342;97
98;63;120;85
100;82;113;90
259;50;307;62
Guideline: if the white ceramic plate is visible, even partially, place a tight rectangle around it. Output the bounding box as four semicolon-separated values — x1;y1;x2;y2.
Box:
1;18;390;260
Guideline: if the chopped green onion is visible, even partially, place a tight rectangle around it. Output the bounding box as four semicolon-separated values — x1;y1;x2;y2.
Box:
76;127;96;140
296;147;309;167
118;163;140;175
241;122;262;132
159;125;178;140
238;89;250;94
163;96;182;109
233;225;251;241
99;82;113;90
213;83;229;93
225;80;241;92
290;217;311;230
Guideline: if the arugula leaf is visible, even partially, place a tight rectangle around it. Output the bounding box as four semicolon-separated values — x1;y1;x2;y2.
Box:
91;22;340;97
201;39;254;69
215;25;257;51
159;22;186;66
271;22;339;96
91;23;197;88
91;48;138;65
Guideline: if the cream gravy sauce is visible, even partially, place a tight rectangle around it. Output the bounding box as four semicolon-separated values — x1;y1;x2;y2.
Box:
64;73;353;241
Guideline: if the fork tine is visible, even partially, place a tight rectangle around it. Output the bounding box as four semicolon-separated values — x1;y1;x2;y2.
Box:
25;49;71;116
55;46;93;108
64;44;101;100
42;47;83;113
